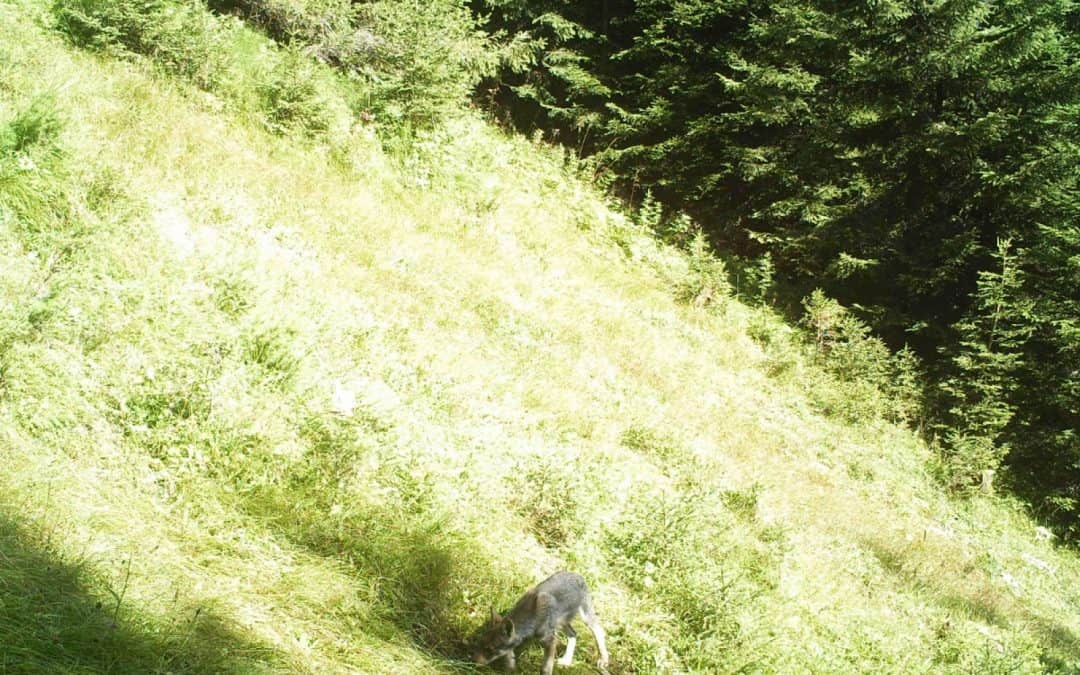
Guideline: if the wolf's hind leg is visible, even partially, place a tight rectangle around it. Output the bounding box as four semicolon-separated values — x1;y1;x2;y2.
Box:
580;598;610;672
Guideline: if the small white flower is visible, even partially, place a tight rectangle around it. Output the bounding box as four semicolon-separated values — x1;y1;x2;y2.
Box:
16;154;36;172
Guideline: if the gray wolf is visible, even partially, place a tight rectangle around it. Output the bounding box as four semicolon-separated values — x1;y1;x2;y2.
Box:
472;571;609;674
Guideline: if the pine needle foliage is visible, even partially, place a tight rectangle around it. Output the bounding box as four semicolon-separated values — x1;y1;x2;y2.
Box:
0;0;1078;672
474;0;1080;539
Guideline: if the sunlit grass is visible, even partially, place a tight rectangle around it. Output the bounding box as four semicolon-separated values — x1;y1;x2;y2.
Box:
0;0;1077;672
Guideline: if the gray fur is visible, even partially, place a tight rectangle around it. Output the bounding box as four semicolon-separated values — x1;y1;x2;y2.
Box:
472;571;609;674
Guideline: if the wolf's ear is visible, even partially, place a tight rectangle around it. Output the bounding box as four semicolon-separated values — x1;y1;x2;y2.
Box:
490;606;500;624
503;618;514;638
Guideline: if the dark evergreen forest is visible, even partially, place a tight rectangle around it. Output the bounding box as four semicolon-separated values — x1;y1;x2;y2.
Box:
472;0;1080;540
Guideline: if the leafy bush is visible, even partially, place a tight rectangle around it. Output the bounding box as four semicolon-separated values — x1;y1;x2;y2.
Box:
52;0;165;51
677;228;730;310
637;196;731;311
53;0;234;88
354;0;495;128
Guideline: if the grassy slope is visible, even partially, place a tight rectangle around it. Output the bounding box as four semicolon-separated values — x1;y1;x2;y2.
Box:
0;0;1078;672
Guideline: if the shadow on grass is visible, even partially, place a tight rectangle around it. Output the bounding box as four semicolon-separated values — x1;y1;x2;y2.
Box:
1027;616;1080;673
243;481;484;669
860;532;1080;671
232;416;498;672
0;509;287;674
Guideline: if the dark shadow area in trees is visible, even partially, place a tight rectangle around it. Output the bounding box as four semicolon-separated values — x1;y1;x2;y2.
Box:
0;509;287;673
204;0;303;51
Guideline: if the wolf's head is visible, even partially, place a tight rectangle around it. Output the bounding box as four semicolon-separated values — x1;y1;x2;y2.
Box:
472;607;516;666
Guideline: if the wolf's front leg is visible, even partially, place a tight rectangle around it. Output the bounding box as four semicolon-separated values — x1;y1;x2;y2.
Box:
541;638;558;675
556;635;577;666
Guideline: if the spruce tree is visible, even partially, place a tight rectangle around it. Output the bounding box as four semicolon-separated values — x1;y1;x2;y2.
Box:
473;0;1080;538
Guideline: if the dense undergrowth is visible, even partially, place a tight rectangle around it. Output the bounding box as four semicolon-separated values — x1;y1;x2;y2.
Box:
0;0;1078;672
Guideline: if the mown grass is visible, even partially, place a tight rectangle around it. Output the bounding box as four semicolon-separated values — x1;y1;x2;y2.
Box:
0;0;1078;672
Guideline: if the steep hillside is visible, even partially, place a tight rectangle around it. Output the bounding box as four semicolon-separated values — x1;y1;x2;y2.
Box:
0;0;1077;672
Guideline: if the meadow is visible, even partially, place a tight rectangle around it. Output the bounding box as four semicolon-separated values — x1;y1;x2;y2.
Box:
0;0;1077;671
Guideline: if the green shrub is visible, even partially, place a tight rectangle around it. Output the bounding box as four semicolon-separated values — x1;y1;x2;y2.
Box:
52;0;348;136
2;97;63;156
802;290;923;424
52;0;166;51
634;190;664;233
54;0;236;89
354;0;494;129
207;0;495;130
745;308;800;379
257;46;338;135
677;229;730;310
934;241;1033;492
631;196;733;311
803;290;890;382
54;0;240;88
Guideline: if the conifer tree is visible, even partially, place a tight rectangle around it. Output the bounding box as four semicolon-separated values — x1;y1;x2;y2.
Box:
473;0;1080;537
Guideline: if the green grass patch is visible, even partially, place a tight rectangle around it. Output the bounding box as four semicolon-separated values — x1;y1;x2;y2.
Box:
0;1;1075;672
